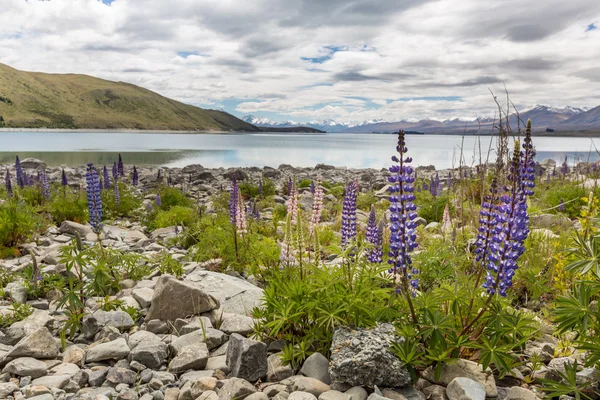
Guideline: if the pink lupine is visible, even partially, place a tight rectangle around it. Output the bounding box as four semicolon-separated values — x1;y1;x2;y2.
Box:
310;177;324;233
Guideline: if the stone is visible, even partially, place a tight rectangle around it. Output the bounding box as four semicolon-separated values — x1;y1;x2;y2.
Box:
49;362;81;377
246;393;269;400
180;370;216;384
5;281;27;303
381;389;409;400
106;367;138;385
59;221;93;237
168;343;209;374
171;328;225;353
289;392;318;400
132;287;154;308
146;275;220;321
300;353;331;385
2;309;54;345
191;376;218;396
3;357;48;378
206;355;230;374
345;387;368;400
199;390;219;400
422;385;447;400
446;378;485;400
129;340;168;369
218;377;256;400
82;310;135;338
147;319;170;334
165;388;180;400
7;327;59;359
319;391;350;400
546;357;576;381
422;359;497;398
280;376;331;397
267;353;294;382
219;315;255;336
505;387;538;400
0;382;19;398
227;333;268;382
86;338;130;362
71;387;118;400
329;323;410;388
367;394;388;400
31;374;71;389
185;270;263;316
88;368;109;386
63;345;85;366
25;395;54;400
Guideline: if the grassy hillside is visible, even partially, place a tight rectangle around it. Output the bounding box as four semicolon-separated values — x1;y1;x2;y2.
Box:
0;63;259;131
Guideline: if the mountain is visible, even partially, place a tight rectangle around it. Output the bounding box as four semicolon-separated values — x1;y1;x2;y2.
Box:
0;63;259;131
562;105;600;126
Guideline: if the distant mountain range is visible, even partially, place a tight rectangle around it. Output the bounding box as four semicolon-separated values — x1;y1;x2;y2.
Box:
243;104;600;134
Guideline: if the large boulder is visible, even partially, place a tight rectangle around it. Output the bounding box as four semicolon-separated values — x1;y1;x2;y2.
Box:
82;310;135;338
3;357;48;378
329;324;410;388
446;378;485;400
20;158;47;170
59;221;93;237
185;270;263;316
218;377;256;400
146;275;220;321
227;333;268;382
7;327;59;359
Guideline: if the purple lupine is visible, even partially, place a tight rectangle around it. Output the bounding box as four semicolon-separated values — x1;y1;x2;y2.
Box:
387;130;419;292
429;177;437;197
85;163;103;233
112;162;118;180
287;177;292;196
61;169;67;186
474;178;499;271
558;199;565;212
132;166;139;186
341;181;358;247
229;178;239;225
366;205;383;263
15;156;24;188
5;169;12;197
103;166;110;189
560;156;568;176
23;173;31;187
114;179;120;206
310;180;315;194
422;182;428;191
252;200;260;219
155;193;162;208
118;154;124;177
41;172;50;200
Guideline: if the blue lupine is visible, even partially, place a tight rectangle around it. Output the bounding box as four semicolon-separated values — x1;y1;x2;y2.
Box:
287;177;292;196
112;162;118;180
387;130;419;291
15;156;24;188
558;199;565;212
366;205;383;263
103;166;111;189
85;163;103;233
310;181;315;194
5;169;12;197
155;193;162;208
252;200;260;219
132;166;139;186
560;156;568;176
61;169;68;186
114;179;120;206
118;154;124;177
474;178;499;270
341;181;358;247
229;178;239;225
41;172;50;200
422;182;428;191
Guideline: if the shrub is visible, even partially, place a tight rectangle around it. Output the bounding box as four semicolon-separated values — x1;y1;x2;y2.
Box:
158;187;194;210
49;189;88;225
153;206;198;229
534;180;591;219
356;192;378;211
18;186;46;207
415;191;451;223
101;182;142;219
0;199;46;253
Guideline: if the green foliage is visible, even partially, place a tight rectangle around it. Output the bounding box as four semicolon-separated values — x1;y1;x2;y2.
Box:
415;190;451;223
240;179;277;198
49;189;88;225
356;193;378;211
18;186;46;207
156;252;184;278
0;199;46;253
540;361;597;400
153;206;198;229
0;303;33;328
101;182;142;219
98;295;124;311
534;180;590;218
157;187;194;210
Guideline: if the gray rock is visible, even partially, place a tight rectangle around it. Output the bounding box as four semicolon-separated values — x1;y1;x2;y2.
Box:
59;221;93;237
106;367;137;385
5;281;28;303
381;389;409;400
366;394;388;400
345;387;368;400
7;327;59;359
280;376;331;397
88;368;109;386
3;357;48;378
2;309;54;345
63;345;85;366
319;390;350;400
199;390;220;400
246;393;269;400
422;359;497;398
218;377;256;400
129;340;168;369
128;330;162;350
25;395;55;400
227;333;267;382
168;343;209;374
31;374;71;389
289;392;318;400
146;319;170;334
329;323;410;388
300;353;331;385
146;275;220;321
0;382;19;398
171;328;225;353
422;385;447;400
132;287;154;308
190;376;218;397
86;338;130;362
206;355;230;374
505;387;538;400
180;369;216;384
267;353;294;382
82;310;135;338
71;387;118;400
219;315;255;336
446;378;485;400
531;214;574;230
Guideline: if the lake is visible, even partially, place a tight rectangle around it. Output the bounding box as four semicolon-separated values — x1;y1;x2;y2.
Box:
1;131;599;169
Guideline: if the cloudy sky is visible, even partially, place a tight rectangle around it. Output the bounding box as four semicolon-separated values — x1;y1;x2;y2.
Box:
1;0;599;124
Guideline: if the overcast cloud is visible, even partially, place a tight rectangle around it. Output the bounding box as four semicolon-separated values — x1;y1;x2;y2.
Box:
0;0;599;123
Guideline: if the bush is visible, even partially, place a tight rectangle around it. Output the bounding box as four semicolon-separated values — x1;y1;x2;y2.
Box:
49;189;88;225
0;199;46;253
153;206;198;229
534;180;593;219
18;186;46;207
158;187;194;210
415;191;451;223
357;192;378;211
101;182;142;219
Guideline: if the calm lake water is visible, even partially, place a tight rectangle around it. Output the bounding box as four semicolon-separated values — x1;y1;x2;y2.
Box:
1;131;599;169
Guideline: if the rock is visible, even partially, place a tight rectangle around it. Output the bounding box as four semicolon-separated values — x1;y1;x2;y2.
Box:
129;340;168;369
171;328;225;354
71;387;118;400
7;327;59;359
393;387;426;400
5;281;27;303
246;393;269;400
207;355;230;374
146;319;170;334
31;374;71;389
168;343;209;374
180;370;215;384
531;214;574;230
185;270;263;316
290;392;318;400
300;352;331;385
146;275;220;321
381;389;409;400
422;359;497;398
20;158;47;169
345;387;368;400
199;390;220;400
25;395;55;400
281;376;331;397
106;367;137;385
505;387;538;400
227;333;268;382
82;310;135;338
88;367;109;386
165;387;180;400
546;357;576;381
224;169;249;181
2;309;54;345
218;377;256;400
86;338;130;362
63;345;86;366
3;357;48;378
422;385;447;400
329;323;410;388
132;287;154;308
367;394;388;400
59;221;93;237
319;391;350;400
219;315;254;336
50;362;80;377
267;353;294;382
191;376;218;397
446;378;485;400
0;382;19;398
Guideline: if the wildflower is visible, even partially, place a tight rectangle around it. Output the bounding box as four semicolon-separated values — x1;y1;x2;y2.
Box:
61;169;68;186
309;178;324;232
561;156;568;176
132;166;139;186
287;177;292;196
341;181;358;247
558;199;565;212
85;163;103;233
474;179;499;270
366;205;383;263
286;180;298;224
103;166;110;189
252;200;260;219
387;130;419;292
15;156;24;188
229;178;239;225
236;194;247;234
146;202;153;212
41;172;50;200
112;162;118;180
155;192;162;208
441;203;452;233
5;169;12;197
114;179;120;206
118;153;124;177
310;180;315;194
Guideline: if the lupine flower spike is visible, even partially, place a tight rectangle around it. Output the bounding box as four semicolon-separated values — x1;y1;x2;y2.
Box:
118;154;124;177
387;130;419;294
112;162;118;180
341;181;358;247
287;177;293;196
155;193;162;208
114;178;121;206
61;169;68;186
309;178;324;233
310;181;315;194
15;156;24;188
5;169;12;197
258;180;263;196
286;180;298;224
132;166;139;186
103;166;111;189
366;205;383;263
236;195;247;235
229;178;239;225
558;199;565;212
85;163;103;233
41;172;50;200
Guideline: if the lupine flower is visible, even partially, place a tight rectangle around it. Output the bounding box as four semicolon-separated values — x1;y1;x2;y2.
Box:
229;178;239;225
236;195;247;234
441;203;451;232
15;156;24;188
309;178;324;232
252;200;260;219
23;173;31;187
114;179;120;206
118;153;124;177
85;163;103;233
155;193;162;208
558;199;565;212
286;180;298;224
341;181;358;247
474;179;499;270
258;180;263;196
287;177;292;196
560;156;568;175
41;172;50;200
61;169;68;186
422;182;429;191
5;169;12;197
387;130;419;292
366;205;383;263
112;162;118;180
146;202;153;212
310;181;315;194
103;166;111;189
132;166;139;186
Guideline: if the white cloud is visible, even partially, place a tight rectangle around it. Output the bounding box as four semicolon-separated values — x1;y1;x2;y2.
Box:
0;0;599;123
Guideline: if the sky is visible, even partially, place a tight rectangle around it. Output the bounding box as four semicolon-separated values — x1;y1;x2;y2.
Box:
0;0;599;124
